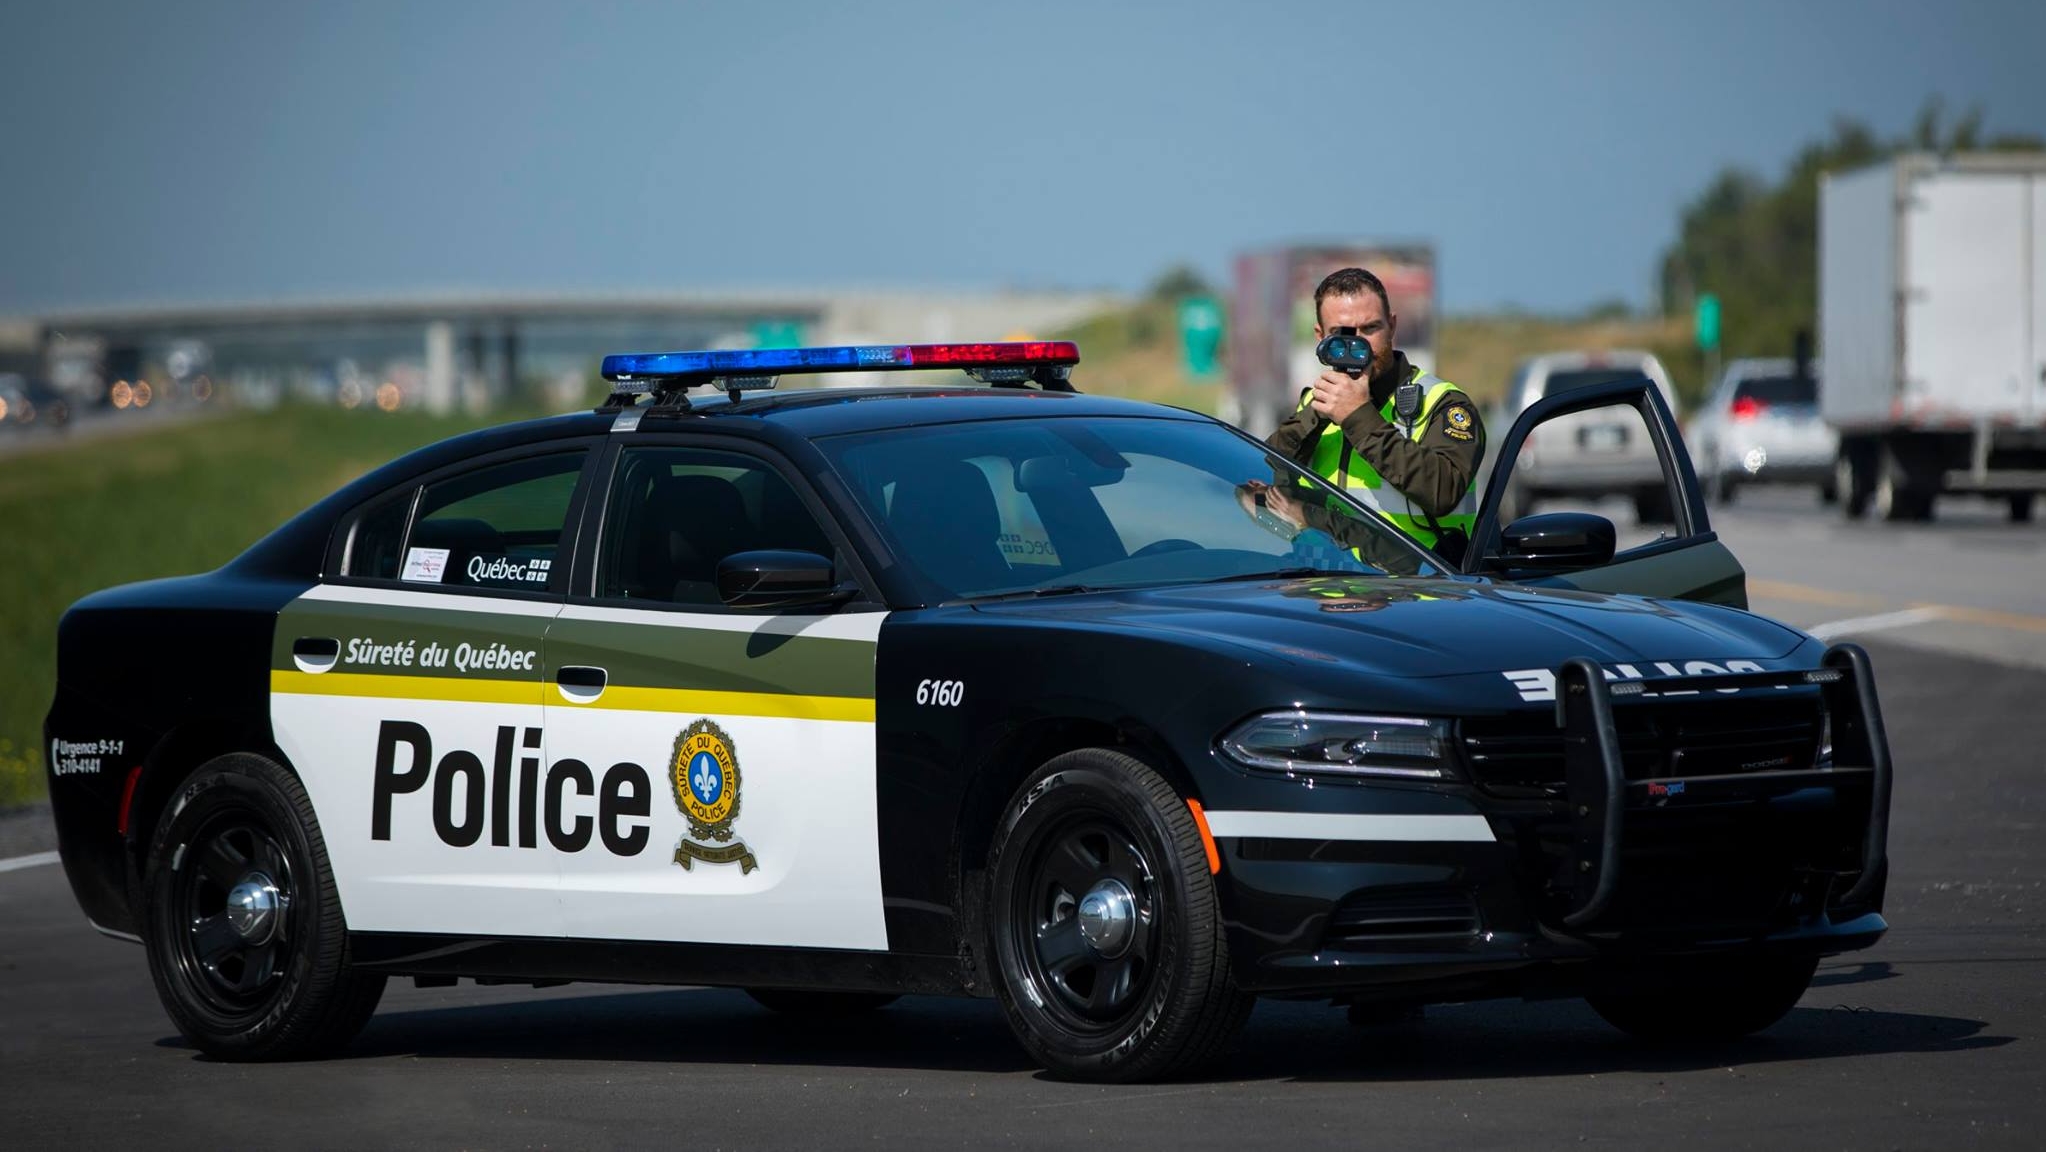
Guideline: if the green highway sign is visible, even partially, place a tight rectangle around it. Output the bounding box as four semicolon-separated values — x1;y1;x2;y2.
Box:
751;319;805;349
1177;296;1224;380
1694;293;1721;351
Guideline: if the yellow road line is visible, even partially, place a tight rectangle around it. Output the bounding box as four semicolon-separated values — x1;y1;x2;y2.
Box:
1745;579;2046;636
1910;602;2046;635
1744;579;1885;609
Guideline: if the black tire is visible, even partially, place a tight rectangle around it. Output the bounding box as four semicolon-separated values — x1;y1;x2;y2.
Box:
2011;493;2035;524
1495;482;1530;528
143;753;385;1060
1707;470;1738;506
745;989;900;1015
1874;446;1936;523
1818;480;1838;505
1838;453;1870;520
1633;486;1674;525
986;749;1251;1082
1588;953;1817;1042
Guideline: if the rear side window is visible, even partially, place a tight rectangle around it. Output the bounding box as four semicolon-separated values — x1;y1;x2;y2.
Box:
401;453;585;591
346;493;414;580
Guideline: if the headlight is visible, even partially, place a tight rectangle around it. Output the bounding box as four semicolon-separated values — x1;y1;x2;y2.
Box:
1219;711;1453;780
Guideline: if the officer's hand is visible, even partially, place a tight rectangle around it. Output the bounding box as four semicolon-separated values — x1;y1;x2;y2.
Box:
1309;370;1370;425
1240;480;1304;529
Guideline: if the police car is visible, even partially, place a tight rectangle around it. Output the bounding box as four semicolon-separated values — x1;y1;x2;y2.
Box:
44;342;1892;1082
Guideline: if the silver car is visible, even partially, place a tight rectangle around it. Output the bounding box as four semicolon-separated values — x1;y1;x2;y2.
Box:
1488;350;1681;524
1686;359;1837;504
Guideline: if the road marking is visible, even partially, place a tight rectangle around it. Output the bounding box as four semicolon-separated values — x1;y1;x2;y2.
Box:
0;850;60;873
1912;602;2046;635
1752;578;2046;637
1807;607;1948;640
1746;579;1886;609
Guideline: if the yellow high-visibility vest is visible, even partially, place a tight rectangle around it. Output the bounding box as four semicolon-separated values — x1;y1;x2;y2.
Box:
1298;368;1478;550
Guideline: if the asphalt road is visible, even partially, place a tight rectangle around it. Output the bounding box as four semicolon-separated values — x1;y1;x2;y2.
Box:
3;487;2043;1150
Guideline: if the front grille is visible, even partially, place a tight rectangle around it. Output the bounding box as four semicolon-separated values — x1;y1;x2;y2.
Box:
1460;692;1824;795
1323;888;1481;946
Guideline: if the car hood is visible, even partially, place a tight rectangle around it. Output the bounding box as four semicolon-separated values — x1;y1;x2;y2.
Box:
968;575;1809;680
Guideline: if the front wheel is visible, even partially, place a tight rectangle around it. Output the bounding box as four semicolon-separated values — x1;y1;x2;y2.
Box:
1588;953;1817;1042
143;753;385;1060
986;749;1251;1082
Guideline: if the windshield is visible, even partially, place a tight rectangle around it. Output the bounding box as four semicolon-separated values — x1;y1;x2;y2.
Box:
818;415;1440;601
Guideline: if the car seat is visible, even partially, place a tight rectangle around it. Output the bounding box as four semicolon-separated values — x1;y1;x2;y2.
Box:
887;460;1014;596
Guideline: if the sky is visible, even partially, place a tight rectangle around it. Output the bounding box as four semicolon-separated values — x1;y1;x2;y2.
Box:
2;0;2042;316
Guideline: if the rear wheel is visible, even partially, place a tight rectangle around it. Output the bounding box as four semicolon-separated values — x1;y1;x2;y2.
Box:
143;753;384;1060
2011;493;2035;524
1874;448;1936;523
1588;953;1817;1042
745;989;899;1015
986;749;1250;1082
1704;469;1738;506
1837;452;1871;520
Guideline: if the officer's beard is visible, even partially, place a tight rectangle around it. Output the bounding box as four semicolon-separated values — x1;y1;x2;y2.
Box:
1366;344;1401;402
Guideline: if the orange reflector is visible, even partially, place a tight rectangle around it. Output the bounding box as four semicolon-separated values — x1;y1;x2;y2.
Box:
1186;798;1221;875
116;766;144;837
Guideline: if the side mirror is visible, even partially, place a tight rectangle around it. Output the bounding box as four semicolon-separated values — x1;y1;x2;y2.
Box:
1492;513;1616;572
715;550;852;610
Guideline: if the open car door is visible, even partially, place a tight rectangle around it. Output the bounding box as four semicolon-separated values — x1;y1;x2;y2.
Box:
1460;376;1747;607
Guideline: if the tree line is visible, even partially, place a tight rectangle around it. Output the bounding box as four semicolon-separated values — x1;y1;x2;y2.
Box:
1658;98;2043;362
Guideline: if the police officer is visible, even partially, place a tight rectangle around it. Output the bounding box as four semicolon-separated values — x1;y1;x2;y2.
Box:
1261;267;1485;562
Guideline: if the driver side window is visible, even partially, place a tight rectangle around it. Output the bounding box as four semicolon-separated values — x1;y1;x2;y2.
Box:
598;447;837;608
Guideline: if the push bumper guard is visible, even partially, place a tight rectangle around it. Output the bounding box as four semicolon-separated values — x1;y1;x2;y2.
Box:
1554;642;1892;929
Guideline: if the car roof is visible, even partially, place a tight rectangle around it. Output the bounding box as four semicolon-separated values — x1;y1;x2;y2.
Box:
1721;357;1820;378
654;384;1204;437
1517;349;1665;374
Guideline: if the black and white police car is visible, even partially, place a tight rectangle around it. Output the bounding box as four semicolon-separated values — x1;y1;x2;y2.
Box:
45;341;1892;1081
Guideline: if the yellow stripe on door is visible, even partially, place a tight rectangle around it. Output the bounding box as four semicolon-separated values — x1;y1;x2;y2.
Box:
270;670;875;722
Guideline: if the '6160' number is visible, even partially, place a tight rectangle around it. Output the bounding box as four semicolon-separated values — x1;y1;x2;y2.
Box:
916;679;965;707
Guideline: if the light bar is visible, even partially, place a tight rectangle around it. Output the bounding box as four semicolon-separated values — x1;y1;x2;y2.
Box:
601;341;1079;382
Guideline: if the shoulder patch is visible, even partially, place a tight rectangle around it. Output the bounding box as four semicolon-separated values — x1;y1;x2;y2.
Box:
1441;402;1476;441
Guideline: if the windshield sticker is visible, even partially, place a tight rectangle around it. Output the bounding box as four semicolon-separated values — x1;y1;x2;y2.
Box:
401;547;451;583
466;555;552;586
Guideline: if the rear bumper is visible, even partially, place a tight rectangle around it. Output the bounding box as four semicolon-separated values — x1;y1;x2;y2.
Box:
1214;646;1893;999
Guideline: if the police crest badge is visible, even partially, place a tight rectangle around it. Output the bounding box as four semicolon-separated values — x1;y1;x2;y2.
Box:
1444;404;1475;441
669;719;758;874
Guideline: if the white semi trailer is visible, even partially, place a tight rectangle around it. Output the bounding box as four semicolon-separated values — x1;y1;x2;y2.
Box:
1820;153;2046;522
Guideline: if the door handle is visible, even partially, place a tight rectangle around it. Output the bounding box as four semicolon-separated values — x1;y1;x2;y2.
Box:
291;636;340;674
555;665;608;703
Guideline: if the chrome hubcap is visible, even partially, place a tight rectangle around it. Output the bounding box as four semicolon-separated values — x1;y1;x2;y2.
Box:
1076;878;1137;958
224;873;281;944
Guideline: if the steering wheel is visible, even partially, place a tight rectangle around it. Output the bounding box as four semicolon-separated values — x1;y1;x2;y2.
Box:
1130;538;1202;559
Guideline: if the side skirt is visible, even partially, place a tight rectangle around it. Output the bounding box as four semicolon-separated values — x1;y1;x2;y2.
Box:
349;932;971;997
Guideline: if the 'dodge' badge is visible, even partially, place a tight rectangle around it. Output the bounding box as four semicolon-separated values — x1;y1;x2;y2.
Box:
669;719;757;874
